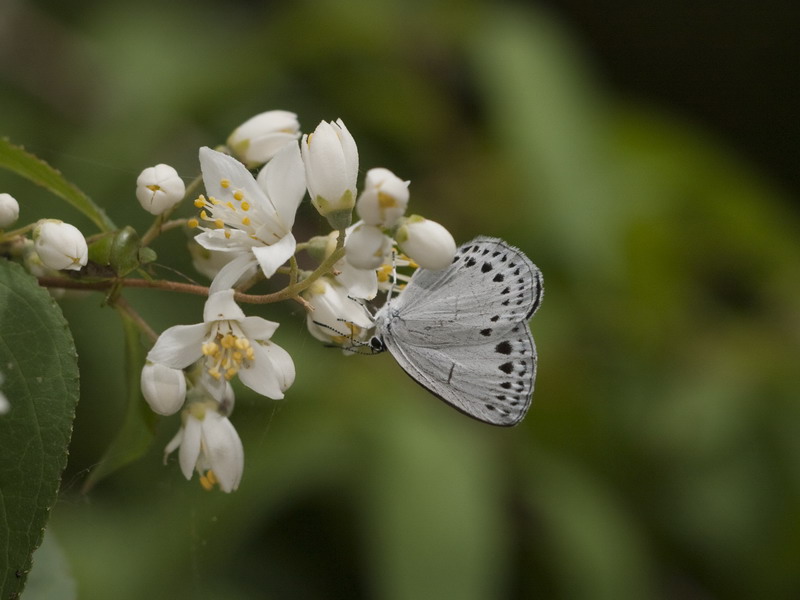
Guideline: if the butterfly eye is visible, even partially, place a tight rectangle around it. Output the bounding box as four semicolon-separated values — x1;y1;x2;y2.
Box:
370;337;385;352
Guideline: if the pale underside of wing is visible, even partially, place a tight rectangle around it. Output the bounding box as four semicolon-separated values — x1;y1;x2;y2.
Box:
383;321;536;426
390;236;543;347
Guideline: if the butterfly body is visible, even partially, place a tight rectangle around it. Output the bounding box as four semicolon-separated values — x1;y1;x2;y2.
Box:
372;236;543;426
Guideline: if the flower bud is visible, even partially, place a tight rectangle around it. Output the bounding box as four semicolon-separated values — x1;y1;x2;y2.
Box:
301;119;358;230
33;220;88;271
0;193;20;228
227;110;301;166
303;277;374;346
395;215;456;271
356;168;409;228
345;223;392;270
141;362;187;415
136;164;186;215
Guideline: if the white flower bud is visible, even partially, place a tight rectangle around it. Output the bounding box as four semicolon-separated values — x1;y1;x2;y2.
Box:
356;168;409;228
345;223;392;270
0;193;20;228
227;110;301;166
301;119;359;230
141;362;187;415
33;220;88;271
136;164;186;215
303;277;374;346
395;216;456;271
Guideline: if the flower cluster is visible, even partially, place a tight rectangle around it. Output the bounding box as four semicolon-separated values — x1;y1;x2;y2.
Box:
2;109;457;492
140;111;455;491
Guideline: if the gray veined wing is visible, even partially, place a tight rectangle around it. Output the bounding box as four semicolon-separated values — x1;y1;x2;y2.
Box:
389;237;543;347
382;320;537;426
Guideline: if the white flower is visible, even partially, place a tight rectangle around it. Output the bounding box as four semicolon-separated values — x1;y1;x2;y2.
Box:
33;220;88;271
301;119;358;230
191;144;305;292
356;168;409;228
164;401;244;493
0;193;20;229
303;276;374;346
141;362;186;415
146;289;295;400
345;222;392;270
136;164;186;215
227;110;301;166
395;216;456;271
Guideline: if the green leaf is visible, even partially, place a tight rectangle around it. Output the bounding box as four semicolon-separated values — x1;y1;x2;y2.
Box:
0;138;116;233
81;311;156;492
0;259;79;598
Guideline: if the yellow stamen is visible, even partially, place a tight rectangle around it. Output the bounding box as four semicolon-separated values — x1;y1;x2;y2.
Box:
214;219;225;229
224;230;231;239
209;196;220;205
241;217;250;226
220;179;231;188
199;471;215;491
194;197;207;208
226;201;235;210
146;184;161;192
240;201;250;211
225;367;238;379
208;367;221;380
220;334;235;349
188;218;199;229
200;210;211;221
233;190;244;201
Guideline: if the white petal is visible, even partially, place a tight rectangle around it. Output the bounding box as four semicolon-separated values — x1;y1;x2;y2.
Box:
194;229;258;252
203;289;245;322
335;119;359;191
202;413;244;493
238;341;295;399
334;262;378;300
199;147;274;215
147;323;208;368
178;416;202;480
251;232;296;279
208;253;258;294
256;142;305;230
238;316;279;342
164;428;183;463
260;341;296;391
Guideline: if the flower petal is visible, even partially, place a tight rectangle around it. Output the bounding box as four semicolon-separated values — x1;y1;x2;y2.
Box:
195;229;258;252
178;415;202;480
202;412;244;493
256;142;305;230
199;147;275;219
203;289;246;322
147;323;208;368
238;341;295;399
251;232;296;279
208;253;258;294
334;261;378;300
238;316;279;342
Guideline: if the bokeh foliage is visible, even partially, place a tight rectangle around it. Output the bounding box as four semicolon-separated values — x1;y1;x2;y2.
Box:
1;0;798;598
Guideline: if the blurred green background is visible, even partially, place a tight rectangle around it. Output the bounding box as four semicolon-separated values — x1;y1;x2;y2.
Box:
2;0;800;598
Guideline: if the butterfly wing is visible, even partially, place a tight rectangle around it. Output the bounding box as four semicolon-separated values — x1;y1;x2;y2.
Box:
382;319;536;426
392;237;543;348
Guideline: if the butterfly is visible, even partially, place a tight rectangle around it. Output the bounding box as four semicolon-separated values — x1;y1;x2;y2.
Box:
370;236;543;426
